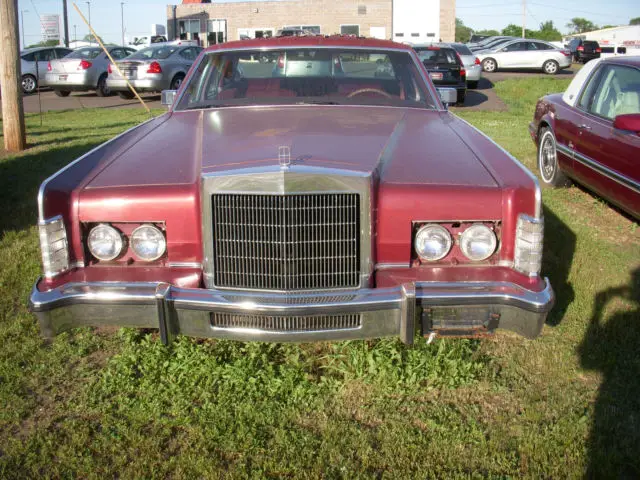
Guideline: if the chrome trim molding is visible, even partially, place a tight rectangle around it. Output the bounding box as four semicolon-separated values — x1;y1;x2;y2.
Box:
201;164;374;292
30;278;555;343
573;149;640;195
375;263;410;270
167;262;203;269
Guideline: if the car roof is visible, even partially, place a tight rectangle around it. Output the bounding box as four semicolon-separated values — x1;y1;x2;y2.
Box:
602;55;640;67
204;36;412;53
411;43;456;49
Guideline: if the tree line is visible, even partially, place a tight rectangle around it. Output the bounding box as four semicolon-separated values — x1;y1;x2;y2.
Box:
456;17;640;43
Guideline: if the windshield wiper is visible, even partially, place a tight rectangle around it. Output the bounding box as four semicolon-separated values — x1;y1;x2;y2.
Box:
295;100;341;105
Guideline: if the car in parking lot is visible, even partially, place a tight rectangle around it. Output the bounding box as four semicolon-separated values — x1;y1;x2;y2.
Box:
30;35;554;346
530;56;639;218
46;46;136;97
106;44;202;98
20;46;73;94
469;36;516;52
477;39;572;74
450;42;482;89
568;38;601;63
414;44;467;104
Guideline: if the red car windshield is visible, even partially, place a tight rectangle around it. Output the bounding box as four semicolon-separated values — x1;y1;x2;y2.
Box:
176;48;436;110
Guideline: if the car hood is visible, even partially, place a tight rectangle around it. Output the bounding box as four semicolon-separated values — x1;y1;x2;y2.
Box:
85;106;499;189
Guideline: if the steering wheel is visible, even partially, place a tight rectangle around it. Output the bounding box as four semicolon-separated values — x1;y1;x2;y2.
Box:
347;88;392;99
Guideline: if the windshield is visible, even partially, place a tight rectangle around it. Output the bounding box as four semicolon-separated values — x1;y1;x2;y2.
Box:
65;47;102;60
128;45;178;60
414;47;459;66
176;48;436;111
452;44;473;56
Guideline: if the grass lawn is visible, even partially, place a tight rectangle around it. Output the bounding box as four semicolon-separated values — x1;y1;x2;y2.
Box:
1;81;639;478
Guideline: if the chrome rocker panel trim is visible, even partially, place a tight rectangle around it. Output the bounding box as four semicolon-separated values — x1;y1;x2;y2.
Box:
29;279;555;344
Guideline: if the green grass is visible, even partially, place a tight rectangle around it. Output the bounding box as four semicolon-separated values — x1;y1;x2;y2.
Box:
1;84;639;478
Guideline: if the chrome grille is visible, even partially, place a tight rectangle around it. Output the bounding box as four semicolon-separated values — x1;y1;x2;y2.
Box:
211;193;360;290
212;313;362;332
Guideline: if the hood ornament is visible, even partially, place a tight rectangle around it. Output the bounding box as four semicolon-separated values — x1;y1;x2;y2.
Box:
278;146;291;169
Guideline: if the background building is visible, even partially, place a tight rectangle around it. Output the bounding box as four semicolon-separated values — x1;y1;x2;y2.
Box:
167;0;456;48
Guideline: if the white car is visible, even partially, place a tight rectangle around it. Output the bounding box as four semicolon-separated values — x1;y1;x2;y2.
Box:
477;39;572;75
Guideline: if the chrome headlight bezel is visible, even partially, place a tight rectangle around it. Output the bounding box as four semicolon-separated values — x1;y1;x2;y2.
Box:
459;224;498;262
414;224;453;261
87;224;125;262
130;224;166;261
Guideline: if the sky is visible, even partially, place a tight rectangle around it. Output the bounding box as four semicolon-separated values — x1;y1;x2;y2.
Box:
18;0;640;48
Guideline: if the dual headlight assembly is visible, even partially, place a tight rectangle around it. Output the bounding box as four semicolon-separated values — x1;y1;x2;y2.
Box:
415;223;498;262
87;224;166;262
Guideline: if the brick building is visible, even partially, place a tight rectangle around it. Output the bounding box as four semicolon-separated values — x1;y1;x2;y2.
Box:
167;0;456;47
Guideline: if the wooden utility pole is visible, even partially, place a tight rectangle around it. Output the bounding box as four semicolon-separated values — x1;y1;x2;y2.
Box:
0;0;27;152
63;0;70;47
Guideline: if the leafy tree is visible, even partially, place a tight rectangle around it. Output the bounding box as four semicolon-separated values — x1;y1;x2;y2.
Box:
455;18;473;43
534;21;562;41
474;29;500;37
26;39;60;48
83;33;104;44
629;17;640;25
566;17;598;34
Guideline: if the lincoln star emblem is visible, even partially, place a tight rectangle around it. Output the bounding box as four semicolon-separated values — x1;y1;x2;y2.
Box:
278;146;291;168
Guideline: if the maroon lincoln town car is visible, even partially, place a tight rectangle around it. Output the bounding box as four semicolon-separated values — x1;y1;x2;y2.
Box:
29;36;554;345
530;56;640;219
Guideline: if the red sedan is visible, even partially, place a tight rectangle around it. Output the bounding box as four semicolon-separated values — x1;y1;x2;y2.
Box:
530;56;640;219
29;36;554;345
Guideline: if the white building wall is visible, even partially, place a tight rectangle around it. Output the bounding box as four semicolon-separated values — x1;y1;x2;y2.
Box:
393;0;441;44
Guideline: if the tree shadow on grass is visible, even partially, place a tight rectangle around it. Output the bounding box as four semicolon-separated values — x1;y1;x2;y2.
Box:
579;267;640;478
542;205;576;326
0;142;103;235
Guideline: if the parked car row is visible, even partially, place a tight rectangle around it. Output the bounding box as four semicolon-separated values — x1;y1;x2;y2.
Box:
19;43;203;97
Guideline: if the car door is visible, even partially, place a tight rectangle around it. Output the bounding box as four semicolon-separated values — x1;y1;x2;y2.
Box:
570;63;640;215
36;49;56;84
526;41;550;68
496;41;527;68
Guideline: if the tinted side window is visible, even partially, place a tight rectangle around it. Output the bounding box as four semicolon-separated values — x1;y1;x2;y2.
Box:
179;48;197;61
36;49;56;61
504;42;526;52
21;52;36;62
55;48;72;58
530;42;553;51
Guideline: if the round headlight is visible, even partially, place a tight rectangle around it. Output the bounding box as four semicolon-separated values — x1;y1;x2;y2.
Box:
415;224;452;261
460;224;497;261
131;224;166;261
88;224;124;261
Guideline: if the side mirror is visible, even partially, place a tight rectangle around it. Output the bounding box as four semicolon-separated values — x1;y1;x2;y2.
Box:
613;113;640;134
437;87;457;108
161;90;177;108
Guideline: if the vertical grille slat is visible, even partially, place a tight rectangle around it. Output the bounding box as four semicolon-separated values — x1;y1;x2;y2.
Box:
212;193;360;290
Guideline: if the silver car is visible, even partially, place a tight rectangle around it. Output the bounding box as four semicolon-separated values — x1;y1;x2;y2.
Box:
20;46;73;94
449;43;482;89
477;39;572;75
46;46;136;97
107;44;203;98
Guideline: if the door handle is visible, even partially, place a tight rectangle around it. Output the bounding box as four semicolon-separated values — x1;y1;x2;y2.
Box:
579;124;592;130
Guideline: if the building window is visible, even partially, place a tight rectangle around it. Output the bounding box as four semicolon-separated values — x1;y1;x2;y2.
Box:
395;33;404;37
411;33;419;37
426;33;435;37
341;25;360;36
179;19;200;41
302;25;321;34
358;5;366;15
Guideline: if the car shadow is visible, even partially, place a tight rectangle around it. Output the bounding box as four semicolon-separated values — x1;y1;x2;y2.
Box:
542;205;576;326
472;77;495;91
578;267;640;478
462;90;489;108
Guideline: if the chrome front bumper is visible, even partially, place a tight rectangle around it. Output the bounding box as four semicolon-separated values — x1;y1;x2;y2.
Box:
29;279;554;344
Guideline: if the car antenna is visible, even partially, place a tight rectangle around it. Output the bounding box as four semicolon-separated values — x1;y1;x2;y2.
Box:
71;2;151;117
